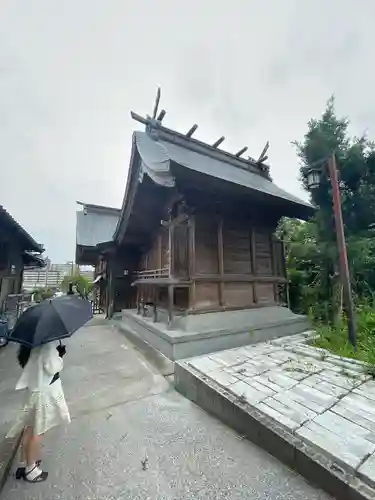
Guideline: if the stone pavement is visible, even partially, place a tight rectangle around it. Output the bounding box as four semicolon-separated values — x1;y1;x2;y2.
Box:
2;321;330;499
0;343;24;440
175;331;375;499
0;342;25;491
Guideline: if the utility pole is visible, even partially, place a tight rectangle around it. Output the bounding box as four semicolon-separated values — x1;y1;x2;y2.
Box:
327;154;356;348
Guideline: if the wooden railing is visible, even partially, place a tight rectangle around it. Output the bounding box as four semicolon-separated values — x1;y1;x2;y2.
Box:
134;268;169;280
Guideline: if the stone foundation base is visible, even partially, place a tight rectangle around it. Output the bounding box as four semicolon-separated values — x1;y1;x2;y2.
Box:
119;306;309;360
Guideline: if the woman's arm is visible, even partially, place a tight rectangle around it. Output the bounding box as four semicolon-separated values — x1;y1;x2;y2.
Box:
42;343;64;376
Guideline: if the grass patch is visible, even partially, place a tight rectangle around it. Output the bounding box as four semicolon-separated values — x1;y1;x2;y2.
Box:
312;304;375;370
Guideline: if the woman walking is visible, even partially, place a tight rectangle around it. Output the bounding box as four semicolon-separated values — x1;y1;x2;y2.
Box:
7;341;71;483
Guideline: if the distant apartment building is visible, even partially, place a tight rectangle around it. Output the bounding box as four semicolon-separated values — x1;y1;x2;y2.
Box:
22;259;93;291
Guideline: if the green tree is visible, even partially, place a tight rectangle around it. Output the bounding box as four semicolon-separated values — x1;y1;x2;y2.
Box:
278;218;332;320
32;287;54;302
290;97;375;321
295;96;375;237
61;273;93;299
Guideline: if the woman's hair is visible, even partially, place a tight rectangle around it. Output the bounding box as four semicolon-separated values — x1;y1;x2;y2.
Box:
18;345;32;368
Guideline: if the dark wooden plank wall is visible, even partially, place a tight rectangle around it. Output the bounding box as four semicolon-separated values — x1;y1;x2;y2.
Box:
191;213;284;312
223;219;252;274
140;220;189;278
140;227;169;272
195;216;219;274
173;223;189;278
135;209;285;314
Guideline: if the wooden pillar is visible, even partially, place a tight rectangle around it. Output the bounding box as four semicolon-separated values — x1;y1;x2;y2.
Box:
270;235;278;304
142;287;146;317
169;225;175;278
153;286;158;322
18;268;24;294
217;216;224;307
250;227;258;304
281;238;290;309
105;265;112;318
188;215;196;310
168;284;174;326
158;233;162;276
136;287;141;314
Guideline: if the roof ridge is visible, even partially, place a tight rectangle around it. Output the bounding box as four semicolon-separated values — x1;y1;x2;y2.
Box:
130;112;271;179
76;201;121;214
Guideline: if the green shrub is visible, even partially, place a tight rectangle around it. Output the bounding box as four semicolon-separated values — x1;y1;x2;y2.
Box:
313;303;375;366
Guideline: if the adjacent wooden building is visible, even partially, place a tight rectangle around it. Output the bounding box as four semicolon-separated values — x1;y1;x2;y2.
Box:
0;205;44;313
75;201;120;314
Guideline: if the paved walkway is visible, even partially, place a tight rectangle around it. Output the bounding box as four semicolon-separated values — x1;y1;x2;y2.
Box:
176;331;375;499
0;340;26;489
2;321;329;499
0;343;24;441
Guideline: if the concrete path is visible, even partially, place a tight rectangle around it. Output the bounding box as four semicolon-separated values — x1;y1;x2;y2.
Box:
176;331;375;499
0;342;24;441
2;321;330;499
0;341;26;491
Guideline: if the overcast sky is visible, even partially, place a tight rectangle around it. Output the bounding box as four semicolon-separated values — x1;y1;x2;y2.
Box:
0;1;374;262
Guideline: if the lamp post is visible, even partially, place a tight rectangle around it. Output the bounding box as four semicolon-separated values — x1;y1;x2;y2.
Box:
307;153;356;349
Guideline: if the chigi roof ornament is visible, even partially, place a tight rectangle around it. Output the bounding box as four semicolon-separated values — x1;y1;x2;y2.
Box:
145;87;165;141
130;86;272;179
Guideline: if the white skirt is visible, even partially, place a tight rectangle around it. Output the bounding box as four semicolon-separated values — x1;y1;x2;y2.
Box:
6;379;71;437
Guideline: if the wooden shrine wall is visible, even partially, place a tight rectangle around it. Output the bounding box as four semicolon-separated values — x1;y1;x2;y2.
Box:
133;208;286;314
192;213;284;312
140;227;169;272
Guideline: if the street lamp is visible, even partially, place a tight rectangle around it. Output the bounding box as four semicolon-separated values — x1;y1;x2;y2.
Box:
307;154;357;349
306;168;321;190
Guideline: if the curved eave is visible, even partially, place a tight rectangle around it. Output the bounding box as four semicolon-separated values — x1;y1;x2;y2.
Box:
75;240;116;266
171;161;315;221
76;201;121;216
113;131;315;247
161;137;314;220
22;252;45;269
113;133;141;245
0;205;43;252
75;245;98;266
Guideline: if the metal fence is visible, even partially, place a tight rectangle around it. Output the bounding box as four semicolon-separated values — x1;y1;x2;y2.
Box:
0;293;32;329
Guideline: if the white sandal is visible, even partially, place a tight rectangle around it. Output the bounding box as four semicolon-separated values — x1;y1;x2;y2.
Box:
23;465;48;483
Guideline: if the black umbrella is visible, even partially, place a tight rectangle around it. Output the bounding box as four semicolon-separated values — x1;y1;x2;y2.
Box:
7;295;93;348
